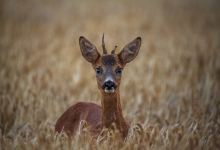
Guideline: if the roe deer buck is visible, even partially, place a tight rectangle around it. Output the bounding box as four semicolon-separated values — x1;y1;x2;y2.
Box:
55;34;141;139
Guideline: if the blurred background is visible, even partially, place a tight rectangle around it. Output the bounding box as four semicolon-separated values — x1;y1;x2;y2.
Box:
0;0;220;149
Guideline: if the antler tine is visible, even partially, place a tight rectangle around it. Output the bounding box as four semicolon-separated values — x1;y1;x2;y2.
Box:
111;45;117;54
102;33;108;54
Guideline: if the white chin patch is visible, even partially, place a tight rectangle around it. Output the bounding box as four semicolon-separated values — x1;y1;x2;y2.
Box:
104;87;115;93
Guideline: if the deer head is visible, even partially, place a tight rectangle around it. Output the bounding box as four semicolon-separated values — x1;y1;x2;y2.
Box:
79;34;141;95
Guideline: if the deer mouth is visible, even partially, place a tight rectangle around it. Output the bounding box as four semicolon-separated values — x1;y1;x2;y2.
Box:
103;80;117;94
104;87;115;93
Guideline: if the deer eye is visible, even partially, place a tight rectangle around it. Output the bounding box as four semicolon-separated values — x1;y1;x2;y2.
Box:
96;67;103;75
115;67;122;75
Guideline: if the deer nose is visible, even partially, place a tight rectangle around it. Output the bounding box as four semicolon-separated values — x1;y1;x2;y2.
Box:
103;80;116;90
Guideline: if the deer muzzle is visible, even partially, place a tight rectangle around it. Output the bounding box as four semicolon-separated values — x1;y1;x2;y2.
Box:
103;80;117;94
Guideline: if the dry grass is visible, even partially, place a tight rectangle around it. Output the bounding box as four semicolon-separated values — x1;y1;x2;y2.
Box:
0;0;220;149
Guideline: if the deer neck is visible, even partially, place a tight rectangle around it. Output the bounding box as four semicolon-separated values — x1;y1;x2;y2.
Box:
101;90;129;137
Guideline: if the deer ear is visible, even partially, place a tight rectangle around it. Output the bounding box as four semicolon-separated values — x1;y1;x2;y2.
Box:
79;36;100;64
118;37;141;65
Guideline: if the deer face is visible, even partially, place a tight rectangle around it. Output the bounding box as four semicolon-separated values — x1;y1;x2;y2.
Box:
93;54;122;94
79;35;141;94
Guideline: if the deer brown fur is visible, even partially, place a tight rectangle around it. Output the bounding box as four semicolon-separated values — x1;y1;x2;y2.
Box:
55;35;141;139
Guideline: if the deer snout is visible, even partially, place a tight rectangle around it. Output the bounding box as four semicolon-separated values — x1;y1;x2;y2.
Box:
103;80;117;93
104;80;116;89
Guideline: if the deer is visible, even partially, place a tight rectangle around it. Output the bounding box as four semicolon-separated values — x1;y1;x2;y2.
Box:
55;34;141;139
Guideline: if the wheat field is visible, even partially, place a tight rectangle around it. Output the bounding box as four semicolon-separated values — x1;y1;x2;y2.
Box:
0;0;220;149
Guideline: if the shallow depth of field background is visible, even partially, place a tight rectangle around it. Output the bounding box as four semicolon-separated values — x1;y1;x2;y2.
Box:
0;0;220;149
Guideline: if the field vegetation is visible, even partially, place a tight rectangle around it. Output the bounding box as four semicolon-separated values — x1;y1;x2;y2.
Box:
0;0;220;149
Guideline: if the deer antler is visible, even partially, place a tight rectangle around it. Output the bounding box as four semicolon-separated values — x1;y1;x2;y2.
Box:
102;33;107;54
111;45;117;54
